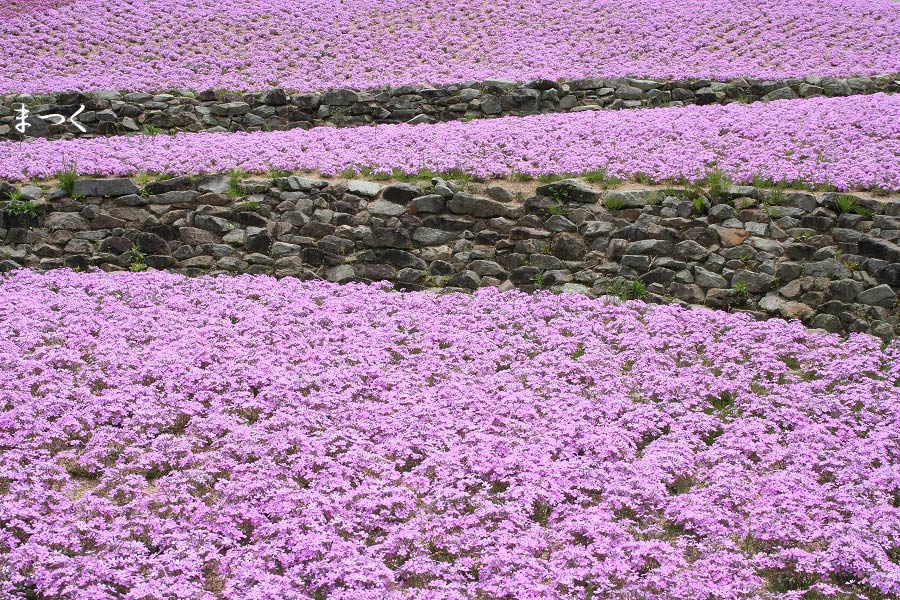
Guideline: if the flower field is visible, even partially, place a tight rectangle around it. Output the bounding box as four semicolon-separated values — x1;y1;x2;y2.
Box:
0;270;899;599
0;0;69;20
1;0;899;93
3;94;899;191
3;0;900;597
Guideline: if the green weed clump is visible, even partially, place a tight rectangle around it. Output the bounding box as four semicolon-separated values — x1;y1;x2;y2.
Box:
704;168;733;202
57;163;78;195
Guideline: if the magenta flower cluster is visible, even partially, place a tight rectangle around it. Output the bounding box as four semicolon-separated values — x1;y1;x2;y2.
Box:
1;269;899;599
3;94;899;191
0;0;70;20
1;0;899;93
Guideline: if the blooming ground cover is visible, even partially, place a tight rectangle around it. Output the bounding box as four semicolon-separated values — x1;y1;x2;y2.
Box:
1;0;899;93
1;270;899;599
0;0;70;20
3;94;899;191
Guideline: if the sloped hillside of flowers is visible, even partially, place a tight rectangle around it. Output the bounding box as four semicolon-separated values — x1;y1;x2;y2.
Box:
1;0;899;93
3;94;900;191
1;270;898;599
0;0;72;19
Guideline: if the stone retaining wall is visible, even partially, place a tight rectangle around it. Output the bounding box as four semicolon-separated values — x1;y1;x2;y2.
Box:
3;73;899;140
1;175;899;339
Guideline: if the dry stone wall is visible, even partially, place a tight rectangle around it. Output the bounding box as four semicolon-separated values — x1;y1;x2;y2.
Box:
3;73;899;140
1;175;899;339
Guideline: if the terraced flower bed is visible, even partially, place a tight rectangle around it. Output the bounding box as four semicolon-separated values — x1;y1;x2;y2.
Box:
2;0;899;93
0;270;898;599
0;0;69;20
3;0;900;598
3;94;898;191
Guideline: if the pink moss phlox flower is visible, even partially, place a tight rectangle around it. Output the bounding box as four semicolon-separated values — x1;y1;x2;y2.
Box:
1;269;899;599
1;0;899;93
2;94;898;191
